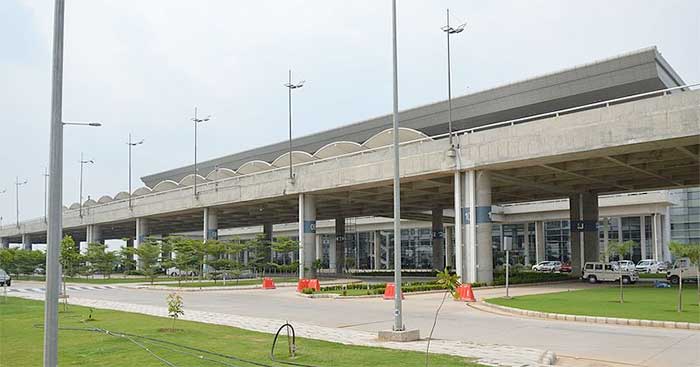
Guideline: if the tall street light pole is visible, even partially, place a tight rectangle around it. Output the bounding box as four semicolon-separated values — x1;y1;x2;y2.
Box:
15;176;28;228
191;107;211;198
43;168;50;223
0;189;6;228
390;0;404;332
79;153;94;217
284;71;305;183
441;9;465;148
127;134;144;209
45;3;101;364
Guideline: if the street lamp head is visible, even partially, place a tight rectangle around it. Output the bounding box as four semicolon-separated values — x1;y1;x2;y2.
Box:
88;122;102;127
442;23;466;34
284;81;305;89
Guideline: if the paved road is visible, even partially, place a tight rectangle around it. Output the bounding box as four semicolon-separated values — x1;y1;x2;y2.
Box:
10;281;699;367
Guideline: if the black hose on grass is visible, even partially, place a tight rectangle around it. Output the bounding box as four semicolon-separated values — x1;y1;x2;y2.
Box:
34;322;320;367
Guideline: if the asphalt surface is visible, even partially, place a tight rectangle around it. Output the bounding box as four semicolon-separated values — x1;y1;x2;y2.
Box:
8;280;699;367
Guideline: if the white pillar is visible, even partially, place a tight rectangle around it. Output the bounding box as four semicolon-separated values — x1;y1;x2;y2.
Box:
651;213;659;260
663;207;672;262
203;208;218;273
298;194;316;278
640;215;647;259
445;226;454;269
523;222;530;266
373;230;381;270
1;238;9;249
535;221;545;262
135;218;149;267
603;217;610;262
617;217;624;243
86;224;103;244
22;233;32;251
315;234;321;260
453;171;464;281
329;236;337;271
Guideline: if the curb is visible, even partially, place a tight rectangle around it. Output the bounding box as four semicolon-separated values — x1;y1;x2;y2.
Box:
479;301;700;330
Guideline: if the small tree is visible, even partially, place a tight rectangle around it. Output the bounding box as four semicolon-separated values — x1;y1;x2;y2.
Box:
669;241;693;312
118;245;137;275
60;235;82;277
686;243;700;306
271;237;298;265
606;240;634;304
135;239;162;284
435;268;461;299
85;243;117;279
166;293;184;331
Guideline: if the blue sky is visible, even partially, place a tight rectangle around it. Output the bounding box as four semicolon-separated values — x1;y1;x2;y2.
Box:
1;0;699;229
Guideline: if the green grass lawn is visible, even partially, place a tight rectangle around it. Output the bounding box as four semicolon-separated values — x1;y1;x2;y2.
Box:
0;297;480;367
15;275;161;284
487;285;700;323
639;273;667;279
155;277;298;288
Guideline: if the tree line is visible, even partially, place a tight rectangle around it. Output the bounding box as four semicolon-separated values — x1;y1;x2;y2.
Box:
0;234;300;284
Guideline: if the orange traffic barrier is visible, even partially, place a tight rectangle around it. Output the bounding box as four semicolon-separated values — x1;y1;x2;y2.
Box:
308;279;321;291
297;278;310;292
262;277;276;289
383;282;404;300
456;284;476;302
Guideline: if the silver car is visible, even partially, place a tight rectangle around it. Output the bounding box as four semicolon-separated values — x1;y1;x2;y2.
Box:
0;269;11;287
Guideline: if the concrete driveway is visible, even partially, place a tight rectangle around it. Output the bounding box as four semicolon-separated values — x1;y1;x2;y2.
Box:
8;280;699;367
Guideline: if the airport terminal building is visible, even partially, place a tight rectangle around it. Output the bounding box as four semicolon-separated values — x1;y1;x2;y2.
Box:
2;47;699;282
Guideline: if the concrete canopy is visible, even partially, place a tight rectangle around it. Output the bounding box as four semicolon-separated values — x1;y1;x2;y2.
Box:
141;47;684;187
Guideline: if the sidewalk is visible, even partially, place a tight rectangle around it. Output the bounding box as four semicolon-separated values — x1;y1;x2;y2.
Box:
12;292;555;367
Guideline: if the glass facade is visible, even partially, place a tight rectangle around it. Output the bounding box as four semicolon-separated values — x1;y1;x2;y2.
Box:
670;187;700;244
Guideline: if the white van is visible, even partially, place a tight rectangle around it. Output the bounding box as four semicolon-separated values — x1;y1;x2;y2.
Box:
582;262;639;284
666;258;699;284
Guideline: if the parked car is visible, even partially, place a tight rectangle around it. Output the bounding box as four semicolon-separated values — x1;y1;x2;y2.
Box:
532;261;562;272
666;258;699;285
582;262;639;284
166;267;197;277
0;269;11;287
657;261;670;272
610;260;636;272
559;263;572;273
635;259;661;273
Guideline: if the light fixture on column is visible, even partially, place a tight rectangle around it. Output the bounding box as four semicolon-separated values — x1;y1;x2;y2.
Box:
79;153;94;218
283;70;305;184
126;134;144;209
191;107;212;198
441;9;466;153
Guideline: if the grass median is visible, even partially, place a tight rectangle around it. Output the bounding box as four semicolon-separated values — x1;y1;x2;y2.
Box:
487;285;700;323
15;275;160;284
0;297;481;366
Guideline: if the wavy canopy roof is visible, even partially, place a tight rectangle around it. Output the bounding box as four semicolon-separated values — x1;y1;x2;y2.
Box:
64;128;430;210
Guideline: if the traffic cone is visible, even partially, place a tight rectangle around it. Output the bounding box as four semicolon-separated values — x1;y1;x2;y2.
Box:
308;279;321;291
456;284;476;302
297;278;310;292
262;277;276;289
383;283;405;300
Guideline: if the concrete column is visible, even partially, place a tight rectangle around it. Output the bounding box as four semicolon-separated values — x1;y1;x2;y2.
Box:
445;226;454;269
203;208;218;273
535;221;545;262
334;217;345;274
431;208;445;271
329;236;337;271
523;222;530;266
315;234;321;260
22;233;32;251
298;194;316;278
204;208;219;241
569;192;599;275
465;170;477;283
86;224;103;244
475;171;493;284
262;223;273;262
663;208;672;262
373;230;381;270
617;217;624;243
603;217;610;262
1;237;9;249
652;213;664;261
453;171;464;281
135;218;149;267
640;215;647;259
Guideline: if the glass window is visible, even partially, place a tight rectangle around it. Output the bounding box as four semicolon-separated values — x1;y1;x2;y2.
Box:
595;264;603;270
